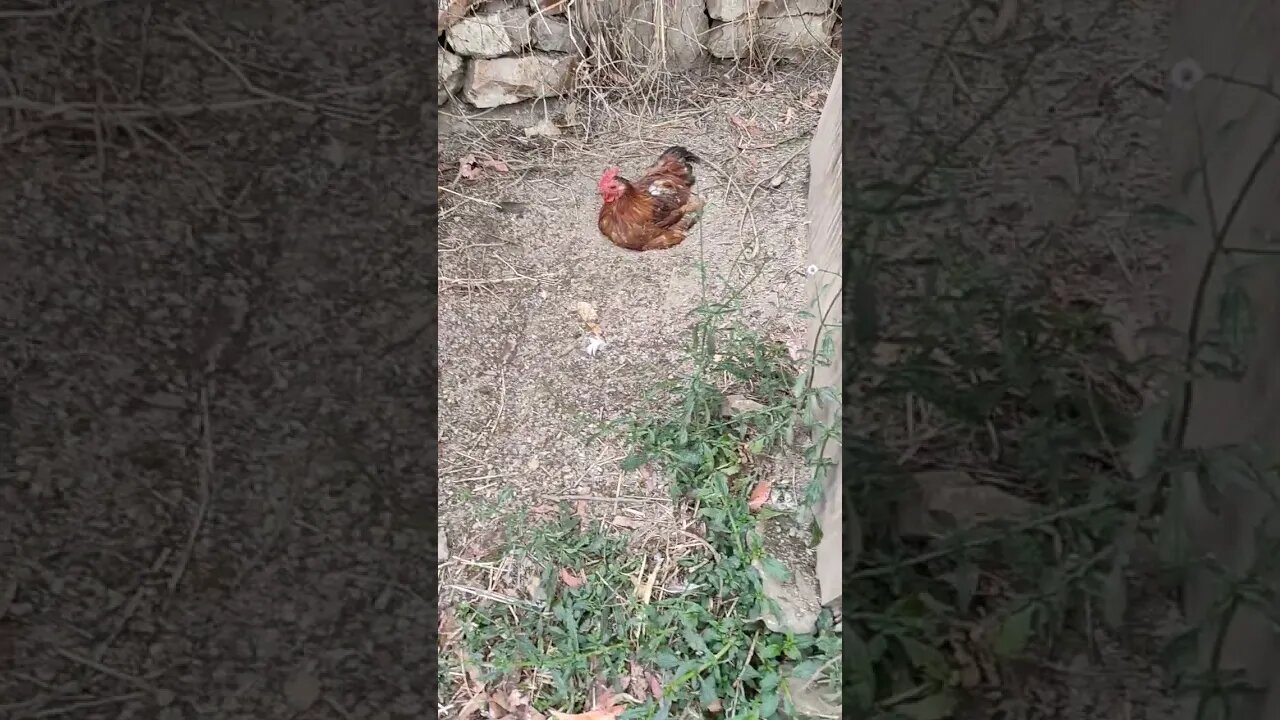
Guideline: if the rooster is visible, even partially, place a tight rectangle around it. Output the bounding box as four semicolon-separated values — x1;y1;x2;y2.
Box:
597;146;706;252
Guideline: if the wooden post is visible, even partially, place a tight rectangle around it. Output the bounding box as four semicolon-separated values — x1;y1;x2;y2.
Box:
806;61;846;607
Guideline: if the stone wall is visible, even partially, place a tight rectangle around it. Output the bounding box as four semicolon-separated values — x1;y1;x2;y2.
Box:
437;0;841;108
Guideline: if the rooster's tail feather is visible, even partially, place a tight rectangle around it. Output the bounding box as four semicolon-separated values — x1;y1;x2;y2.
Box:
659;146;700;166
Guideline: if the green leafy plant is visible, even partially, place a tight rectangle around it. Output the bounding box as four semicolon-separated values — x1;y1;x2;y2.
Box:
441;235;842;718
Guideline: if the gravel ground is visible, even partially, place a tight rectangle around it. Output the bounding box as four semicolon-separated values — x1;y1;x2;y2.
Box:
2;3;435;718
435;62;837;587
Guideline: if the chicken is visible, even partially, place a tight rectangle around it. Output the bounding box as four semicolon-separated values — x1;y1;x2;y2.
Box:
597;146;706;252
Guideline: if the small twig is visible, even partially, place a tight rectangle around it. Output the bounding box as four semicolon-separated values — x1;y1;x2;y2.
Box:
167;384;214;593
439;185;502;219
440;275;544;286
734;132;812;152
546;494;667;503
737;143;810;259
168;21;312;113
54;649;164;696
30;692;146;719
792;654;839;695
0;0;120;20
157;20;377;124
849;499;1118;579
442;584;545;610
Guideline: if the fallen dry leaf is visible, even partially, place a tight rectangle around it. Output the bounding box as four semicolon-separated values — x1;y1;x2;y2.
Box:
458;153;482;180
574;499;590;522
549;688;626;720
623;661;645;700
459;528;504;561
803;89;826;109
647;673;664;699
524;118;562;138
489;687;543;718
729;115;762;137
747;479;772;512
559;568;587;589
531;503;559;516
457;153;510;181
439;607;461;649
575;301;604;337
611;515;643;529
457;687;489;720
526;575;546;602
481;156;510;173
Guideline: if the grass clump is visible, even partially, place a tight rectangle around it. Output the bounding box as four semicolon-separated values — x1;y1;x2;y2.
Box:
440;258;842;718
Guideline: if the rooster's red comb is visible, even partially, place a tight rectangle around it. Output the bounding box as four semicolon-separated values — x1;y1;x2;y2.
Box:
598;166;620;190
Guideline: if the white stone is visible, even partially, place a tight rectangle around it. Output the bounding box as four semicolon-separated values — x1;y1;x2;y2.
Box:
707;0;758;21
463;54;576;108
438;48;465;105
617;0;708;70
531;14;575;53
759;13;835;60
706;20;754;59
446;4;532;58
759;0;829;17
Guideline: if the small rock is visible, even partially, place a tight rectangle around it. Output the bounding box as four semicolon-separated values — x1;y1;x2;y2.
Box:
759;0;830;17
721;394;766;416
759;13;835;60
755;515;821;634
707;20;754;59
523;118;562;138
531;14;574;52
283;671;321;712
464;54;576;108
707;0;757;20
439;48;465;105
438;528;449;561
898;471;1040;539
446;3;531;58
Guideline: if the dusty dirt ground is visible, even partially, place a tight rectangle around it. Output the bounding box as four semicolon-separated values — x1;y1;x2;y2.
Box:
2;2;435;718
435;61;838;584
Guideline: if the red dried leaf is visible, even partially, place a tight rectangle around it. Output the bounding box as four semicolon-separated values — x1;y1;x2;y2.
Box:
458;153;483;180
747;479;772;512
439;607;461;648
559;568;587;589
647;673;663;699
458;688;488;720
480;157;510;173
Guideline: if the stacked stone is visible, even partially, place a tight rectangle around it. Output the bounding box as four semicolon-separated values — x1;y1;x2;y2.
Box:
438;0;841;108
